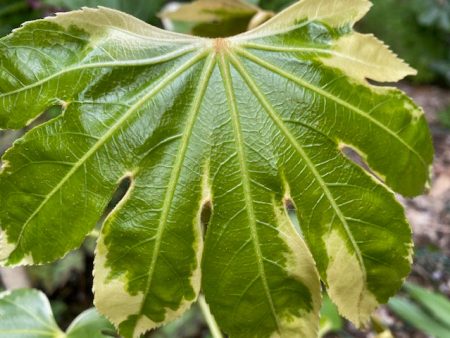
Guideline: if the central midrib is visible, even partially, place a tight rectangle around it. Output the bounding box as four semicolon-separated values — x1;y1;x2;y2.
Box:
135;54;216;321
219;54;282;333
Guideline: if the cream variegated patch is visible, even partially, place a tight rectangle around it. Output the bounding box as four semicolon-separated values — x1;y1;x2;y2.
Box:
324;230;378;327
191;163;210;293
93;236;145;325
0;231;33;265
234;0;371;41
0;159;10;174
48;7;200;44
320;33;416;83
130;212;205;338
94;179;204;338
0;231;16;263
272;198;321;337
95;232;202;338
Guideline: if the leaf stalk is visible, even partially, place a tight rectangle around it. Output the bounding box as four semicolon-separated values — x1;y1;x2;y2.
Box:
198;295;223;338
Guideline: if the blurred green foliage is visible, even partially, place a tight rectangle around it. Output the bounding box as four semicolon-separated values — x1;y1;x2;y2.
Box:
413;0;450;31
438;105;450;129
388;282;450;338
319;296;343;337
0;0;39;36
41;0;167;25
358;0;450;85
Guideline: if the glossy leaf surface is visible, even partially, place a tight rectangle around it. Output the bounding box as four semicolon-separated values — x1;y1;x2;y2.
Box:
66;308;117;338
0;0;433;337
0;289;63;338
0;289;114;338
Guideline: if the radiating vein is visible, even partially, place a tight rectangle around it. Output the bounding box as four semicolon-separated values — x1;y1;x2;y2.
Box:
12;50;208;253
0;43;201;99
240;42;393;71
234;47;427;168
135;53;216;321
228;51;367;283
232;16;314;42
0;298;57;331
218;54;281;333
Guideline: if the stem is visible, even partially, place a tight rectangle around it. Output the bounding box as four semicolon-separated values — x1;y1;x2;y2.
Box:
198;294;223;338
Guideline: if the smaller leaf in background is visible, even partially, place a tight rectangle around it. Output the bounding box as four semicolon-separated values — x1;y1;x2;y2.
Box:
160;0;271;37
0;288;63;337
411;0;450;32
0;289;116;338
403;282;450;328
319;295;343;337
388;297;450;338
65;308;116;338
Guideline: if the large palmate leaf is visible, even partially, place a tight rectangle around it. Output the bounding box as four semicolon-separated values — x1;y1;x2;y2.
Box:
0;0;433;337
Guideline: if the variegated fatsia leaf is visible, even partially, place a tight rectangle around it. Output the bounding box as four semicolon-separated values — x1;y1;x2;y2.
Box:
0;0;433;337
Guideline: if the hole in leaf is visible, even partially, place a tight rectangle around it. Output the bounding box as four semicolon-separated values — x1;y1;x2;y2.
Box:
284;197;303;237
0;103;66;173
108;175;132;210
26;101;65;129
339;144;385;184
366;79;392;87
97;174;133;227
44;104;64;120
200;199;212;239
